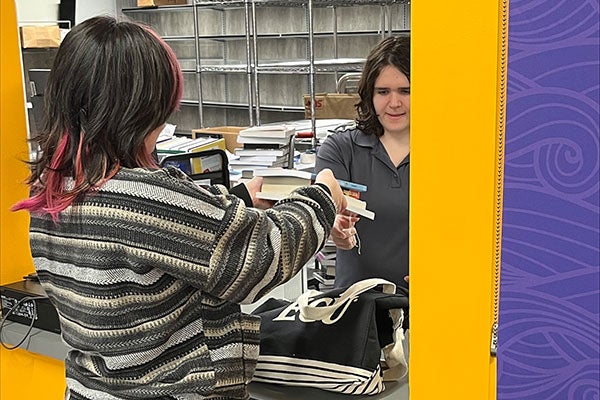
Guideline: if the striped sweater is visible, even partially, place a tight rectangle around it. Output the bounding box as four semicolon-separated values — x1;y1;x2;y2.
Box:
29;167;336;400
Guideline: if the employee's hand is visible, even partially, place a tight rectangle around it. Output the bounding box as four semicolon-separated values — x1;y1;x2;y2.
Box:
314;168;346;213
243;177;275;210
330;213;359;250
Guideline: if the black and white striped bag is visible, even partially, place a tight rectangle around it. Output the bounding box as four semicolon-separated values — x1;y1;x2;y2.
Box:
251;278;408;395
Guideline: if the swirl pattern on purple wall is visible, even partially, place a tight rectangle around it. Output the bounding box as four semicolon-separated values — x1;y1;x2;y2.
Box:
499;1;599;399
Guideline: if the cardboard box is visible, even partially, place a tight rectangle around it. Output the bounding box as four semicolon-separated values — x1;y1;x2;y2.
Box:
137;0;187;7
20;25;61;49
304;93;360;120
192;126;247;153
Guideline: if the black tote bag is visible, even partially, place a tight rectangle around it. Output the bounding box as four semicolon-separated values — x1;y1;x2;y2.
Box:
251;278;409;395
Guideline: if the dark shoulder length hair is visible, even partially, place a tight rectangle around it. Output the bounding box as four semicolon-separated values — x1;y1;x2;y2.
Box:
356;35;410;137
13;15;183;221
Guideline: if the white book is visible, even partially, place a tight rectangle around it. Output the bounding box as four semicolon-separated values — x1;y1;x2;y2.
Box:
315;253;336;266
173;137;219;152
253;168;313;180
229;164;271;171
256;191;375;220
237;135;293;145
239;125;295;138
313;270;335;286
229;160;280;169
234;147;290;157
229;165;271;173
343;196;375;220
156;136;191;150
325;264;336;276
237;155;287;163
156;123;176;142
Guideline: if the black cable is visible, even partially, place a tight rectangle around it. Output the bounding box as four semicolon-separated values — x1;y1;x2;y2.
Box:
0;296;47;350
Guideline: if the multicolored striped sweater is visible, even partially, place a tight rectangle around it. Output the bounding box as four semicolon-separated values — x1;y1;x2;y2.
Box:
29;167;336;400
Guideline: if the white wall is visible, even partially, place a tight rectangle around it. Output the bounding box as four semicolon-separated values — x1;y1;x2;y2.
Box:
14;0;117;26
15;0;59;24
75;0;117;24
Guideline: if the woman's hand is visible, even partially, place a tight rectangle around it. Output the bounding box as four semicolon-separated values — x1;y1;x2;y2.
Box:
243;177;275;210
330;213;360;250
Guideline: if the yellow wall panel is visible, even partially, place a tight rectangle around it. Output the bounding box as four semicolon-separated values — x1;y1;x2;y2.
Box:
410;0;503;399
0;348;65;400
1;2;65;399
1;0;35;284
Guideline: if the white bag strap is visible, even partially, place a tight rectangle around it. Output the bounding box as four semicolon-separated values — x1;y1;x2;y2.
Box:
382;308;408;381
297;278;396;322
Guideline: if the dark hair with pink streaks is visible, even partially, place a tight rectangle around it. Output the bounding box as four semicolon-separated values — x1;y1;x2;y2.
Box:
12;15;183;221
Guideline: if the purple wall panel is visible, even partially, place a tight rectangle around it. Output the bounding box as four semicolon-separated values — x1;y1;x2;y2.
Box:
498;1;599;399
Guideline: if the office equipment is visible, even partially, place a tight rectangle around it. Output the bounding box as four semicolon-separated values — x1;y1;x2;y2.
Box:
160;148;230;187
0;279;60;335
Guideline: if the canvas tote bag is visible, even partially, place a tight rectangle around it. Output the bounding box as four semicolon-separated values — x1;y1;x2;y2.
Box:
251;278;408;395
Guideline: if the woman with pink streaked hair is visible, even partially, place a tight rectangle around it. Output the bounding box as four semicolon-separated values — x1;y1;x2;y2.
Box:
13;15;346;400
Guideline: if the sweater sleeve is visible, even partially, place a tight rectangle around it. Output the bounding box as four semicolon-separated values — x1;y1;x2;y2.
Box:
46;168;336;305
204;184;336;303
149;169;336;304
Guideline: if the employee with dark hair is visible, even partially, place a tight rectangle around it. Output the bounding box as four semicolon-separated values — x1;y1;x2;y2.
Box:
13;15;346;400
315;35;410;290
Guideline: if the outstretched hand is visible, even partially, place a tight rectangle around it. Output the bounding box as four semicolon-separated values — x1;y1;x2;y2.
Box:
242;177;275;210
330;213;360;250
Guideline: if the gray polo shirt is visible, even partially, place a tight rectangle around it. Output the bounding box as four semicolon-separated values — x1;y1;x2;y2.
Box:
315;128;409;290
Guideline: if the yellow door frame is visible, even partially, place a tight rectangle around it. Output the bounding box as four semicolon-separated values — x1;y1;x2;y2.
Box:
1;1;508;398
1;2;66;400
410;1;507;399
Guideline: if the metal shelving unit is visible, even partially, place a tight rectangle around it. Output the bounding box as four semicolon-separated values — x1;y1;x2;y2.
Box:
249;0;408;146
122;1;253;127
121;0;410;138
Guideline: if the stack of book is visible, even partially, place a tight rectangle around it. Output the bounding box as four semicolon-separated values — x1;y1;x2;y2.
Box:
253;168;375;220
155;136;226;163
229;125;295;172
313;239;337;289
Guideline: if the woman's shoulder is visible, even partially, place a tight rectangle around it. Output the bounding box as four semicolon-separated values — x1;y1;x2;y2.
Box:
110;167;200;195
115;166;186;183
101;168;227;209
321;127;377;149
122;167;229;196
324;126;359;141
